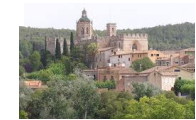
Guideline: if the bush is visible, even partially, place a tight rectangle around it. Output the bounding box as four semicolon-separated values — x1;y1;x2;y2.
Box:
131;57;154;72
95;80;116;89
132;82;161;100
174;79;195;100
19;65;25;76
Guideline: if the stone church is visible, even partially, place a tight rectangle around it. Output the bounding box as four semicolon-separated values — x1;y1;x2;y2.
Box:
46;9;148;68
75;9;148;51
75;9;148;68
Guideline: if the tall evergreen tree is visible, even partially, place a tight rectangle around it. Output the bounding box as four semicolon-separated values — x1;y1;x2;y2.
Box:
63;38;69;56
70;32;74;53
41;36;47;68
55;39;61;60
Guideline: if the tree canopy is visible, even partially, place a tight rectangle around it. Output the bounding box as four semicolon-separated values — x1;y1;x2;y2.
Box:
131;57;155;72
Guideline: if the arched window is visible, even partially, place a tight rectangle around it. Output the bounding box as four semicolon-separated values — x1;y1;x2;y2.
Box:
132;43;137;50
86;27;89;34
81;27;84;35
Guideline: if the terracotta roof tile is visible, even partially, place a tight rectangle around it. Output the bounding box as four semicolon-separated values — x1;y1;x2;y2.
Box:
158;71;177;76
141;66;171;73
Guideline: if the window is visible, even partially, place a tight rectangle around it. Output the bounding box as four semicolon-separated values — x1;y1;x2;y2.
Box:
151;54;153;56
174;69;180;72
114;52;116;55
157;54;159;56
114;64;116;67
128;58;130;61
107;59;110;63
93;75;96;80
118;55;120;58
166;62;169;66
81;27;84;34
112;28;114;32
132;44;137;50
111;50;113;52
111;76;114;80
119;42;120;48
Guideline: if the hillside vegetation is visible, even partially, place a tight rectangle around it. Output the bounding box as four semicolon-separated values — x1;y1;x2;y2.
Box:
19;22;195;53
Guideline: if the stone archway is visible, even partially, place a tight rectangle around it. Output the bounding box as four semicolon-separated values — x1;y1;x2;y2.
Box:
132;43;137;50
132;41;141;51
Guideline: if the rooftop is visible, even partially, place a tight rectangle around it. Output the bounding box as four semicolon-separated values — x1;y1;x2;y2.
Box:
180;62;195;68
141;66;172;73
158;71;177;76
181;47;195;52
98;47;114;52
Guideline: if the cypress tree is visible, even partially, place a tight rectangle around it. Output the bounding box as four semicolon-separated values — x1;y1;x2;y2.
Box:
70;32;74;53
42;36;47;68
63;38;69;56
55;38;61;59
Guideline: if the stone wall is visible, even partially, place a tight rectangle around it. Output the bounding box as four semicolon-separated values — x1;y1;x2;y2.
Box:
46;37;64;55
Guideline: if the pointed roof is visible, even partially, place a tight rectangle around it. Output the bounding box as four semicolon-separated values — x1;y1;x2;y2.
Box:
79;9;90;22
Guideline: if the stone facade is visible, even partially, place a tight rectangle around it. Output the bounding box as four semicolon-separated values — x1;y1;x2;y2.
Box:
76;9;93;41
148;71;177;91
107;23;117;36
46;37;64;55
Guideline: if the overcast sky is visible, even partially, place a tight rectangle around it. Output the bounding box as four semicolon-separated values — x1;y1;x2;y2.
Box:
24;2;195;30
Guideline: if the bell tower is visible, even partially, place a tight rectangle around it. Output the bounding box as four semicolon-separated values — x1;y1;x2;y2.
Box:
106;23;116;36
76;9;93;41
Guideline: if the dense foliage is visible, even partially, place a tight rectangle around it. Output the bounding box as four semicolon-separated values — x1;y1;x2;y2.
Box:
132;82;161;100
174;79;195;100
131;57;155;72
20;22;194;53
19;22;195;119
117;22;195;50
118;95;195;119
95;80;116;89
96;91;133;119
20;71;100;119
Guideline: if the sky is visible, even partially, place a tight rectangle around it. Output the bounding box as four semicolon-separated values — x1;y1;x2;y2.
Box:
24;2;195;30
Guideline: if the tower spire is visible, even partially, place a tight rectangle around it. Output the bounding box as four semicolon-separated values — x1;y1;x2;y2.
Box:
82;8;87;17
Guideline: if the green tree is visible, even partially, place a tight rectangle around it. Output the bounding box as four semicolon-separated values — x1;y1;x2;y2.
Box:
29;51;42;71
95;80;116;89
19;40;33;58
120;95;195;119
174;79;195;99
27;80;75;119
19;79;33;111
19;65;25;76
132;82;161;100
131;57;154;72
87;43;98;68
70;32;74;54
96;91;132;119
41;36;47;68
61;56;74;75
67;71;100;119
19;110;28;119
63;38;69;56
55;39;61;60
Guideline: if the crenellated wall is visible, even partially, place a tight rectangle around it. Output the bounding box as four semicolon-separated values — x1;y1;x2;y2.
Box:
119;33;148;39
